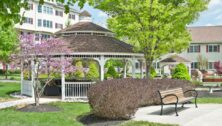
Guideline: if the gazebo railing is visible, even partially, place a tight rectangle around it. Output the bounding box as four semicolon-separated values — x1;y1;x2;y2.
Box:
21;80;33;97
64;81;95;101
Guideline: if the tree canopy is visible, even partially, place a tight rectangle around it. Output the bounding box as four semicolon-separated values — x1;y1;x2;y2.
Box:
96;0;209;78
0;17;19;79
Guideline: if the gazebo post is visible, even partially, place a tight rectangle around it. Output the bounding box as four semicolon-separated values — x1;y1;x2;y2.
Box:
99;55;105;81
20;60;24;95
61;55;65;101
31;59;35;98
139;60;144;79
132;57;136;78
123;59;127;78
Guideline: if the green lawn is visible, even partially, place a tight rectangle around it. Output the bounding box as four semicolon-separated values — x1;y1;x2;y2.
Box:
0;82;20;102
197;97;222;104
0;102;177;126
119;121;177;126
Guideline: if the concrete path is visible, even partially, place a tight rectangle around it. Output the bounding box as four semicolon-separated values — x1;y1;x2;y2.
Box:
0;98;60;109
134;104;222;126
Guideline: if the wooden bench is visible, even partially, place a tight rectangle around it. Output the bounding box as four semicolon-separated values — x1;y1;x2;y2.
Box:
158;88;198;116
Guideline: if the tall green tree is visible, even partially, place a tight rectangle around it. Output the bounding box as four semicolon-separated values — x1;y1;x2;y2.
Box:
96;0;209;78
0;18;19;79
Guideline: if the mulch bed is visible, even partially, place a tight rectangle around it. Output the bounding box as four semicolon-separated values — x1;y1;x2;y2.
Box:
18;104;61;112
78;114;126;126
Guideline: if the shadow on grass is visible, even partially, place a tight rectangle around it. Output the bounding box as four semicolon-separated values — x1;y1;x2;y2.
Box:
6;90;20;96
150;106;189;116
77;113;127;126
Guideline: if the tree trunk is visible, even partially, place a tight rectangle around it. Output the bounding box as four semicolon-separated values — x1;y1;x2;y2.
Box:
145;60;153;79
5;64;8;80
34;87;40;106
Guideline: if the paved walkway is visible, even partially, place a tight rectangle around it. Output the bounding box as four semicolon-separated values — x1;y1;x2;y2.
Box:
134;104;222;126
0;98;60;109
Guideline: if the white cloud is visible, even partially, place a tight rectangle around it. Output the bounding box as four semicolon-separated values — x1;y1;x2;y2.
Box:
98;11;108;18
205;23;214;26
209;0;222;9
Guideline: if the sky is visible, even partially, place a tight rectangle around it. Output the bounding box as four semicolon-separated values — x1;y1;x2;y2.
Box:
75;0;222;28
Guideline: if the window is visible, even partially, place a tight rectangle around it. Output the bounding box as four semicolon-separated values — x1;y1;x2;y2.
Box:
38;19;42;27
208;62;215;69
38;5;42;13
188;44;200;53
55;23;63;29
55;10;63;17
207;45;220;52
43;6;53;15
191;62;199;69
35;33;40;41
28;3;33;10
24;17;33;24
68;14;75;20
43;20;53;28
41;34;51;40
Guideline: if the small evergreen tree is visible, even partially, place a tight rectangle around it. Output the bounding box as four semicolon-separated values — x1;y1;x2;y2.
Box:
106;66;118;79
74;61;84;79
86;62;99;81
172;63;190;81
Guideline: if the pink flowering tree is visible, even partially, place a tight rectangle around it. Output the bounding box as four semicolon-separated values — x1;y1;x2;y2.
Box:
19;34;76;106
214;61;222;74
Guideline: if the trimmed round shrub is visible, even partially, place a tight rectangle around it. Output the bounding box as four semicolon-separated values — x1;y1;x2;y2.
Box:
88;78;193;119
172;63;191;80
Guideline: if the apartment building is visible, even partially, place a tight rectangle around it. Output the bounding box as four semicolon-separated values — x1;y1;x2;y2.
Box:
179;26;222;71
15;0;80;41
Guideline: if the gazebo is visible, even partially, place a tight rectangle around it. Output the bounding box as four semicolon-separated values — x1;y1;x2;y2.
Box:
21;11;144;101
159;54;191;76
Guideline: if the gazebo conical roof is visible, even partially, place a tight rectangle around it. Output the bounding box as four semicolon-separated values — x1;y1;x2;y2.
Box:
56;21;135;53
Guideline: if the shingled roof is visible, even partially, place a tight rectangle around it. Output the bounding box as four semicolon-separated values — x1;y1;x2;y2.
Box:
56;19;134;53
188;26;222;43
160;55;190;63
61;35;134;53
56;22;111;33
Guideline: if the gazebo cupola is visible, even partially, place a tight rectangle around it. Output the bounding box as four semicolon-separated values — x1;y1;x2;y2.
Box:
79;10;92;22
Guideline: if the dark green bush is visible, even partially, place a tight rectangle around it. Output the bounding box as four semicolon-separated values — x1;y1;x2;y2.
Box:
172;63;191;80
88;78;193;119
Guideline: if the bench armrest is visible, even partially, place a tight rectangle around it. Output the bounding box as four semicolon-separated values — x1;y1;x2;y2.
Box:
184;90;198;98
161;94;179;104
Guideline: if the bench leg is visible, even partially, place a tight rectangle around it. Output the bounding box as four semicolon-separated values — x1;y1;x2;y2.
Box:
181;103;184;108
175;103;178;116
160;104;163;115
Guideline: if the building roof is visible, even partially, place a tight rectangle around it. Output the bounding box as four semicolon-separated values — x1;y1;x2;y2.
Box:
61;35;134;53
80;10;92;17
188;26;222;43
56;22;112;34
160;55;190;63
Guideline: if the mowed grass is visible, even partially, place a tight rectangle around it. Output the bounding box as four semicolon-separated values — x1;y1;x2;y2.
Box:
0;102;90;126
197;97;222;104
119;121;178;126
0;82;20;102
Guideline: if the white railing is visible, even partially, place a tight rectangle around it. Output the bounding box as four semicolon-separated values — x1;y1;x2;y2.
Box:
21;80;33;97
64;81;95;101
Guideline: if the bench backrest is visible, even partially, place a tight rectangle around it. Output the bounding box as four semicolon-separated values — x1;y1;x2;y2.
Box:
158;88;184;102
